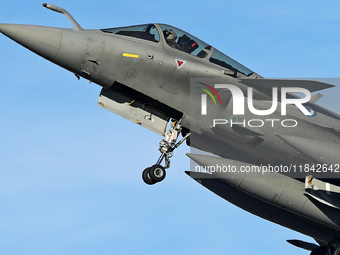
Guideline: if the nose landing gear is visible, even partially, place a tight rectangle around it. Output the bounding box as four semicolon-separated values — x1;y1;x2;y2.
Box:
142;120;190;185
142;165;166;185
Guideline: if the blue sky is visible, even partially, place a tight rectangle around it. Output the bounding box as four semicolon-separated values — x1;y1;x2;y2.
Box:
1;1;340;254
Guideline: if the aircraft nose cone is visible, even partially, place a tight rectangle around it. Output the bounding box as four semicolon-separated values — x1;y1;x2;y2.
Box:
0;24;62;61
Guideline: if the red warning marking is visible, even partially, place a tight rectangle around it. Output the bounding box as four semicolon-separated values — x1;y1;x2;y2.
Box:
177;60;184;67
176;59;186;69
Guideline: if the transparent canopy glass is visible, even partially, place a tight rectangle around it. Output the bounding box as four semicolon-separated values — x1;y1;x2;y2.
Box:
101;24;160;43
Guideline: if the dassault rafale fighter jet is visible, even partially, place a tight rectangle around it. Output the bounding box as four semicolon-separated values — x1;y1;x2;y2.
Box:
2;3;340;255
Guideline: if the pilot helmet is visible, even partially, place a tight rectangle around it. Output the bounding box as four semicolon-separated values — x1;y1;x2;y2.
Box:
164;29;177;43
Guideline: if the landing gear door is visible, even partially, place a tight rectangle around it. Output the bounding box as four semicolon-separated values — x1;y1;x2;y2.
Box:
98;87;170;136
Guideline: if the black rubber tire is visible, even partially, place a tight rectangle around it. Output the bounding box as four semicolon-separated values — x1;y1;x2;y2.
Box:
142;167;156;185
149;164;166;183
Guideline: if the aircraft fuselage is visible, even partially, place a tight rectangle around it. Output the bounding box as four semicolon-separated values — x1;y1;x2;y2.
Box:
2;5;340;254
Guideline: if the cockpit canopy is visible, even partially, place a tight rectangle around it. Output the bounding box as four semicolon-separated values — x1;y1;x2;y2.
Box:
101;23;253;76
101;24;160;42
158;24;210;58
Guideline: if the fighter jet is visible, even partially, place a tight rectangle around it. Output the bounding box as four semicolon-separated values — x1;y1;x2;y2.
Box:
1;4;340;255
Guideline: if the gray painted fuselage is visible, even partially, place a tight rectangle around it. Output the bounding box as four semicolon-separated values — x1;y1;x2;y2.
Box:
1;10;340;252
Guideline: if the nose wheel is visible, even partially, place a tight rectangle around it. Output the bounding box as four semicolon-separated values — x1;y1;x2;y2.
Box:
142;120;190;185
142;167;155;185
142;165;166;185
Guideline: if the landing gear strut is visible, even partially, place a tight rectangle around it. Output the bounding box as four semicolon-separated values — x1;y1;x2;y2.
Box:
142;119;190;185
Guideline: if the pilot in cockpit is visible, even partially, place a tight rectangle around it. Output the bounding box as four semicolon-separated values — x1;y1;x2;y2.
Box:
163;29;179;49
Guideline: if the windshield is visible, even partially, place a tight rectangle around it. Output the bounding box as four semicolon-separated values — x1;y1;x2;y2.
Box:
159;24;211;58
101;24;160;43
209;49;253;76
